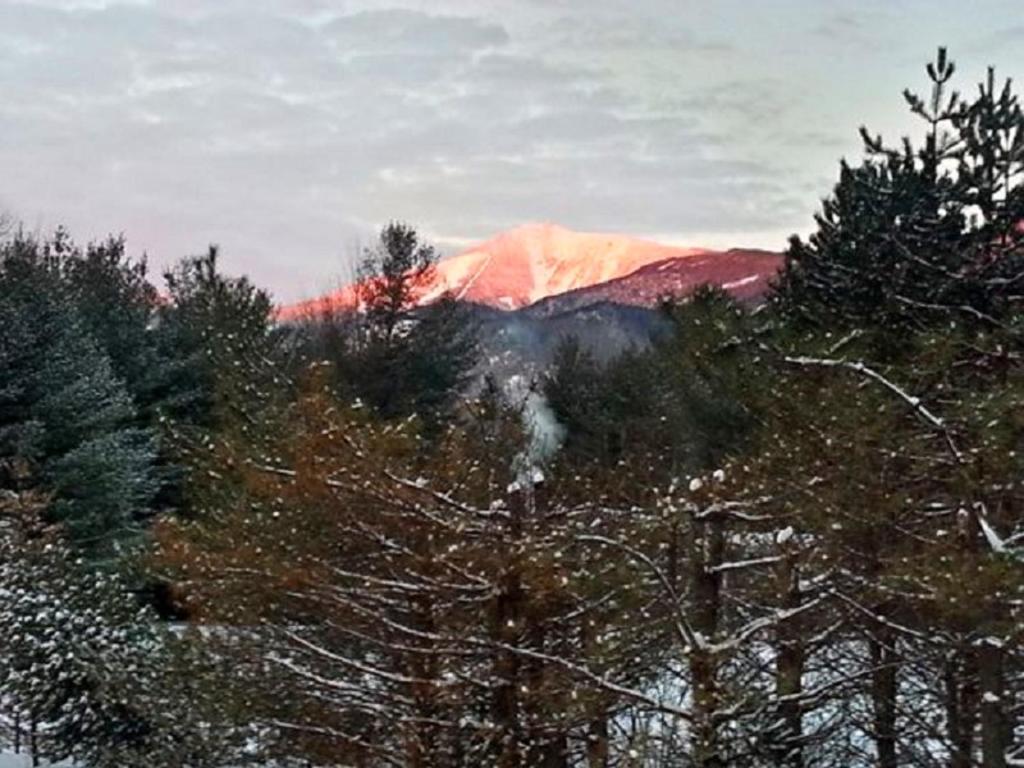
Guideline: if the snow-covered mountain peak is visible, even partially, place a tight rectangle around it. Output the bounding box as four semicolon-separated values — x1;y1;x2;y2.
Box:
401;223;706;310
279;224;775;320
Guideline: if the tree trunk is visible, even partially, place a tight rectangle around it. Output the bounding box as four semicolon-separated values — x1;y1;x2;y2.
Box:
947;644;979;768
29;714;38;768
581;619;609;768
772;545;804;767
492;490;527;768
491;571;523;768
406;596;442;768
690;515;725;768
978;639;1008;768
691;650;723;768
586;712;610;768
869;626;898;768
528;730;568;768
947;511;983;768
523;620;569;768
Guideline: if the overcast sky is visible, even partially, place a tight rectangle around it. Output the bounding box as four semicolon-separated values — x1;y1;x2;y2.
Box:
2;0;1023;301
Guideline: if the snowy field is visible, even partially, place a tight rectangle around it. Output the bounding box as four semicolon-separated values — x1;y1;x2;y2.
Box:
0;752;73;767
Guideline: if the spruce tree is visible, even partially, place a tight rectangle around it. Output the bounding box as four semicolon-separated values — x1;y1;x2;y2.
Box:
60;232;163;414
0;235;157;557
153;245;286;522
0;492;240;767
154;245;278;430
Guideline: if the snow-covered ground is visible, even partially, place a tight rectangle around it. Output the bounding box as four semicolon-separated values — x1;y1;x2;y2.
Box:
0;751;73;767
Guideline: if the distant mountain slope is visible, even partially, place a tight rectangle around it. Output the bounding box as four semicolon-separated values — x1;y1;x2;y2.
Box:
427;222;707;309
468;300;671;377
279;223;710;320
524;249;784;317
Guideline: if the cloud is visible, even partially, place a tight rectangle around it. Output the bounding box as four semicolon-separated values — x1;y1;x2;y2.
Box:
320;9;509;52
1;0;1022;300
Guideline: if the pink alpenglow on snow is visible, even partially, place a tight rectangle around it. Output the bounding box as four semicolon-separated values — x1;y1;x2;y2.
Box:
278;223;783;320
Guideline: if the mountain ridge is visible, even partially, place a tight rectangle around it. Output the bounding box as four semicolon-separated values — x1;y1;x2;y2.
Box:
279;223;782;320
523;247;784;317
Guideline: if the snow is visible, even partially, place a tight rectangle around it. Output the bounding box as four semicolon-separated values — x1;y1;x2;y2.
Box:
977;511;1008;554
279;222;709;316
0;752;73;767
458;223;700;306
721;274;761;290
416;248;493;304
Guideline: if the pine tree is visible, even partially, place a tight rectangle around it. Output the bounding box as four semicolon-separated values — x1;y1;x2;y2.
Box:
544;337;671;467
777;48;1024;331
154;245;278;430
151;245;286;521
0;235;157;557
59;232;163;414
0;491;240;767
155;363;681;767
296;222;478;429
770;53;1024;763
356;220;438;343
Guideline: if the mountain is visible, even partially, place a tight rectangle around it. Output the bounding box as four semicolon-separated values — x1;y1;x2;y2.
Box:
419;222;708;309
279;223;783;320
281;223;707;319
524;248;784;317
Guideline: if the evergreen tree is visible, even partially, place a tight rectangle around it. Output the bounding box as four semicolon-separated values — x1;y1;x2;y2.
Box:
154;366;668;768
0;491;240;767
154;245;278;430
60;232;163;413
151;245;286;520
355;220;438;343
543;336;606;461
777;48;1024;330
544;336;670;468
298;222;478;428
0;235;157;556
654;287;762;470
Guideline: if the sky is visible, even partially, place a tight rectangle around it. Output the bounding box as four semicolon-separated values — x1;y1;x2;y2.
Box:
2;1;1023;302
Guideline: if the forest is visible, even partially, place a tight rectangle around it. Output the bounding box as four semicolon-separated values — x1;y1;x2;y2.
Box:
1;48;1024;768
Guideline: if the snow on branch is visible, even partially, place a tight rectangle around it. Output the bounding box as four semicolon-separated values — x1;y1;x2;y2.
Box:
578;533;699;651
783;355;964;461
